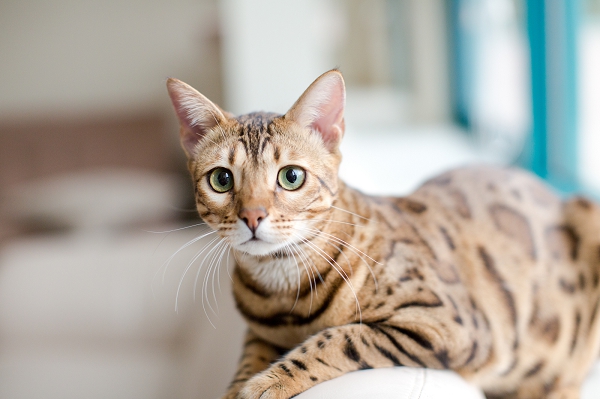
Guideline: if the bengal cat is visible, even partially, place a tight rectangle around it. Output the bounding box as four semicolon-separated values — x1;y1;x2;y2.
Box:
166;70;600;399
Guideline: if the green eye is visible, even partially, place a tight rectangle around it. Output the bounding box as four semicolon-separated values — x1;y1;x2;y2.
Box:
209;168;234;192
278;166;305;190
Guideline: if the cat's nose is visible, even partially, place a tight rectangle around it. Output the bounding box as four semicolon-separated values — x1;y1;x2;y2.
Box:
239;207;268;234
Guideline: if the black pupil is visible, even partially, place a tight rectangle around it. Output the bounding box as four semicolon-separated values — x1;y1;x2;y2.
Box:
286;169;297;183
217;170;230;187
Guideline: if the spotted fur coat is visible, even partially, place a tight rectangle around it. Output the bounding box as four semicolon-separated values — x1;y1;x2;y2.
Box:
166;70;600;399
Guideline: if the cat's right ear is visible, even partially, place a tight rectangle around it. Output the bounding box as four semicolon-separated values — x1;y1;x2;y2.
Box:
166;78;227;158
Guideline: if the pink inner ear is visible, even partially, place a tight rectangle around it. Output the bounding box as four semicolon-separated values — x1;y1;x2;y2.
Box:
310;80;345;150
312;95;344;147
171;95;197;133
166;78;223;157
170;92;207;156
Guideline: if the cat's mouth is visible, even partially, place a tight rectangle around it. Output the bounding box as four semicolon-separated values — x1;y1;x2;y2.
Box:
241;237;263;245
236;236;291;257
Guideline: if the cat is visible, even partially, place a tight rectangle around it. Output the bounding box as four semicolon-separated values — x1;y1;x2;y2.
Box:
166;70;600;399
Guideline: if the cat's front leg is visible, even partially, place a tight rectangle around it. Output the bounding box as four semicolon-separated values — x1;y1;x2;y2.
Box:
221;330;283;399
238;322;462;399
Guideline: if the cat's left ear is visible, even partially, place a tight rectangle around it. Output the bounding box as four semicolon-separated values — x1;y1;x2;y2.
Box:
285;70;346;152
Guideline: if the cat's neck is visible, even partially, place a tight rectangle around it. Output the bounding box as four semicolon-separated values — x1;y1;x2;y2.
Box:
232;180;378;294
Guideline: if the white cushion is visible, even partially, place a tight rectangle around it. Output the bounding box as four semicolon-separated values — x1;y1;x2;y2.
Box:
296;360;600;399
296;367;485;399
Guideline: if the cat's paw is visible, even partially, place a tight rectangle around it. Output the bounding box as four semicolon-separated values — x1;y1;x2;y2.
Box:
237;366;308;399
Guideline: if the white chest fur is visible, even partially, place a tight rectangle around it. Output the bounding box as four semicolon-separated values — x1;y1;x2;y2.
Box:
235;252;308;293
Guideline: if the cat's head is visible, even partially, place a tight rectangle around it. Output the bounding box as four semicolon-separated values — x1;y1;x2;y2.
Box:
167;70;346;257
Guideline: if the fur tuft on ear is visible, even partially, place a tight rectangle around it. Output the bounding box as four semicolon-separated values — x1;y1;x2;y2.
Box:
285;70;346;152
166;78;227;158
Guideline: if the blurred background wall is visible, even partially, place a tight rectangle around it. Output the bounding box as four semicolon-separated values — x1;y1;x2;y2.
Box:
1;0;600;398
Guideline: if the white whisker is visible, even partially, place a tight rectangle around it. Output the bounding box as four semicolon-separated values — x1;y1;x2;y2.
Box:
215;242;231;294
144;222;206;234
195;238;225;314
300;227;379;291
206;239;228;316
331;205;373;222
225;245;234;282
148;223;209;261
284;244;302;313
175;235;219;313
151;229;217;297
292;218;366;228
291;232;362;324
296;241;325;287
300;226;380;265
290;240;318;315
322;240;354;274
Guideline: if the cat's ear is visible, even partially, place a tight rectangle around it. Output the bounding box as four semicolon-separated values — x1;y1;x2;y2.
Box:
166;78;227;158
285;70;346;152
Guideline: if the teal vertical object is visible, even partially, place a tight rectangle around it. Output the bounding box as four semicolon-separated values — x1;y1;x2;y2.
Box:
526;0;548;179
526;0;580;191
449;0;476;130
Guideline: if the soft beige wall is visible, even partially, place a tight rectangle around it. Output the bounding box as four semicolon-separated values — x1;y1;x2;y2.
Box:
0;0;221;119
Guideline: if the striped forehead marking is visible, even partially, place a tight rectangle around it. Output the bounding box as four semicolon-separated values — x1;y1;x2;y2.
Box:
235;112;281;161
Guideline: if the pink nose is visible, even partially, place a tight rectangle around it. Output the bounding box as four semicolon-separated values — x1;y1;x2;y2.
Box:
238;207;268;234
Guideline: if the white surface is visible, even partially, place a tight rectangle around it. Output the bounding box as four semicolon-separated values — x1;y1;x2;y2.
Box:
579;24;600;195
296;362;600;399
297;367;485;399
583;361;600;399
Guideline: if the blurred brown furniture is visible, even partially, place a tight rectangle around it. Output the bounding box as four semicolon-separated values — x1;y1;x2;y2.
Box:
0;113;178;191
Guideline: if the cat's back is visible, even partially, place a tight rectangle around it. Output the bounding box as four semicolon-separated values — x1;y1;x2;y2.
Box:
375;165;573;334
371;165;568;301
379;164;561;263
417;164;562;223
400;165;575;286
402;165;569;259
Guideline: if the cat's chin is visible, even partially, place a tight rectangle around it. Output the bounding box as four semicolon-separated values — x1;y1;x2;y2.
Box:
236;239;289;257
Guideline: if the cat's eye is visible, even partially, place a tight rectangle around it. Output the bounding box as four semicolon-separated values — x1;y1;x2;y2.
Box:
278;166;305;191
209;168;234;193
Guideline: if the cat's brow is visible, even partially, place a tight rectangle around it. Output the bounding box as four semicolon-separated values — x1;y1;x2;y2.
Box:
235;112;281;160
